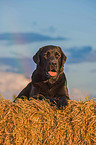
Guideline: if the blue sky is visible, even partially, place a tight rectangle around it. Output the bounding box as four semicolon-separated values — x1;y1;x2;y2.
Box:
0;0;96;100
0;0;96;49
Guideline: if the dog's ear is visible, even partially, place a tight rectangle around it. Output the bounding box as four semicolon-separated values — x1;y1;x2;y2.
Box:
57;46;67;71
61;50;67;65
33;50;40;64
58;46;67;64
33;47;43;64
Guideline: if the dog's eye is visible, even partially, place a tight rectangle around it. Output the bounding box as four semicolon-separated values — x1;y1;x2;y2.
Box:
44;52;50;58
47;52;50;57
55;52;60;58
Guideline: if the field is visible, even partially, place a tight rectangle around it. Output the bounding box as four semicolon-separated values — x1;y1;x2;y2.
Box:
0;97;96;145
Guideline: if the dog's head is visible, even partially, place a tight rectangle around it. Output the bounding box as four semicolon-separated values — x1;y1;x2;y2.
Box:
33;45;67;81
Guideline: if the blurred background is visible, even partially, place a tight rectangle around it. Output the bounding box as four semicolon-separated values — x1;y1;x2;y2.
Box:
0;0;96;101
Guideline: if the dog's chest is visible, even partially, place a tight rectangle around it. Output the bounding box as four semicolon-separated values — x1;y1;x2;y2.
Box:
32;78;65;97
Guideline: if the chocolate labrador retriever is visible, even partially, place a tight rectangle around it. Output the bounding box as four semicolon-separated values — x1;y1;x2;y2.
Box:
14;45;69;108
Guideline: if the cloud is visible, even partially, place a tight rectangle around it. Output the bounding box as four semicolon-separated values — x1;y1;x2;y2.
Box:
1;46;96;77
0;55;41;78
0;32;67;45
71;88;87;100
0;57;34;78
71;89;96;100
65;46;96;63
0;72;29;101
0;64;18;73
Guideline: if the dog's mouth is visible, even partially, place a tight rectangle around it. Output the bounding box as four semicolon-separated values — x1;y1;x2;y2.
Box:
47;69;57;77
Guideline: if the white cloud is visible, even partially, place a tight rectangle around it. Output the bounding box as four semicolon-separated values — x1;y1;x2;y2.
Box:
0;72;30;101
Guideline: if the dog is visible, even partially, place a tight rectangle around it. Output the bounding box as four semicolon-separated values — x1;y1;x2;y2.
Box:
14;45;69;108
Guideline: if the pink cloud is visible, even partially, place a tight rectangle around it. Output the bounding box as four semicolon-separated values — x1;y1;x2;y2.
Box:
71;88;89;100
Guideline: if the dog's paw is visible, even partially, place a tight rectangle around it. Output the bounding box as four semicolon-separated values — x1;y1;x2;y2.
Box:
57;96;68;108
32;94;44;100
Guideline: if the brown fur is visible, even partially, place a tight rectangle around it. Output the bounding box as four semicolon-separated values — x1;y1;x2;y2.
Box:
14;45;69;108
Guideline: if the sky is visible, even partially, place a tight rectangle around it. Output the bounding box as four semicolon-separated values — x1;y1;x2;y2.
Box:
0;0;96;100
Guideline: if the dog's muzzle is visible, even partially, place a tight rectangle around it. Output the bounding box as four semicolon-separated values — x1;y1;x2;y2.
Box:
46;61;57;77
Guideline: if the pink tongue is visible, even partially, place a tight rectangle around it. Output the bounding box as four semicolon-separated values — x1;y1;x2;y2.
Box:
48;71;57;76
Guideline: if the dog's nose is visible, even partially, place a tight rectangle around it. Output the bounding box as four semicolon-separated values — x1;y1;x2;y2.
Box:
49;61;57;66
